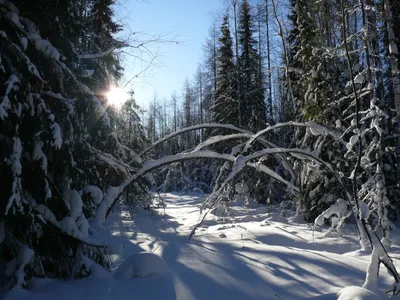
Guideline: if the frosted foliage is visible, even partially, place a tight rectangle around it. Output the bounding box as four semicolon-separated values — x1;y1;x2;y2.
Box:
234;182;251;206
44;179;52;200
81;185;103;205
354;74;365;84
7;11;23;29
346;135;358;150
114;252;168;279
62;189;83;220
27;33;60;61
5;137;23;215
358;201;370;220
82;69;94;77
20;36;27;50
32;141;48;174
389;42;398;55
314;199;351;235
93;186;123;226
14;244;34;288
60;216;86;239
306;120;329;136
235;182;249;194
51;122;62;149
0;96;11;120
226;155;246;182
0;75;19;120
76;215;89;238
0;221;4;244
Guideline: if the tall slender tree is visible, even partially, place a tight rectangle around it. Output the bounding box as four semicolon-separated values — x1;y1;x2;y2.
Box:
238;0;266;131
214;14;238;128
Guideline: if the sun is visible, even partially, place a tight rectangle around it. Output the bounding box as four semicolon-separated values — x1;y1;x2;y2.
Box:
106;86;127;107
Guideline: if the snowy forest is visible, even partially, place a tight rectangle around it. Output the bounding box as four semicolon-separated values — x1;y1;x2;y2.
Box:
1;0;400;299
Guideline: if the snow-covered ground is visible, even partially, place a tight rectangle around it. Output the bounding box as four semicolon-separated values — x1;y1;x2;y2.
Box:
5;192;400;300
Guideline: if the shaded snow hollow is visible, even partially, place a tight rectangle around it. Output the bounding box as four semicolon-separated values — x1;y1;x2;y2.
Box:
4;192;400;300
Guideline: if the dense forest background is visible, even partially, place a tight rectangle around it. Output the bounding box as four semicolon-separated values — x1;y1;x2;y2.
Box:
1;0;400;293
144;0;400;221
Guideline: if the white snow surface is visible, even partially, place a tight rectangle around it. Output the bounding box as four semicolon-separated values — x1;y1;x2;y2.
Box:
114;252;168;279
4;192;400;300
337;286;381;300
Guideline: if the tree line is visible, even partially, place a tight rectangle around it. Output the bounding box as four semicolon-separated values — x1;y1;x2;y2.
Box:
143;0;400;222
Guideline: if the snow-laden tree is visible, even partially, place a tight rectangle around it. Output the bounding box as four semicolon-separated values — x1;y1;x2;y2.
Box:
0;0;149;290
214;14;238;130
238;0;266;132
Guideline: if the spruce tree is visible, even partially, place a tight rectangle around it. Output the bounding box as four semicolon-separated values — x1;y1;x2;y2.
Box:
214;14;238;128
0;0;148;289
238;0;266;132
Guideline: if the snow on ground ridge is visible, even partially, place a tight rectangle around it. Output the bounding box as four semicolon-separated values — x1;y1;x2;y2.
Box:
4;192;400;300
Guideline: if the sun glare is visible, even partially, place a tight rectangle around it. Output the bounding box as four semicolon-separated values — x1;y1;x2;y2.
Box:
106;86;127;107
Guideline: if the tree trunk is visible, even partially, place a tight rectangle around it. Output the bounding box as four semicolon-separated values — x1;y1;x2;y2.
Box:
384;0;400;180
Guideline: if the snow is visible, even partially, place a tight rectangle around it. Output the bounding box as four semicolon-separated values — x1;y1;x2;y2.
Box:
0;221;4;244
314;199;352;236
81;69;95;77
114;252;168;279
81;185;103;205
44;179;51;201
354;74;365;84
1;0;19;13
193;133;251;152
32;141;48;174
27;33;60;61
50;122;62;149
15;244;34;288
7;11;23;29
1;74;19;120
363;248;380;293
346;134;358;150
337;286;381;300
20;37;28;50
306;120;330;137
389;42;398;55
0;96;10;119
5;137;23;215
92;186;123;226
62;189;83;220
6;192;400;300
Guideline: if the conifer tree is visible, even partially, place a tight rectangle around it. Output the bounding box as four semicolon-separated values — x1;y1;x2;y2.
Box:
0;0;148;288
214;14;238;128
238;0;266;132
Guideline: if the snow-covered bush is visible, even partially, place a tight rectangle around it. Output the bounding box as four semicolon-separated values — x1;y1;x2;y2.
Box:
314;199;352;236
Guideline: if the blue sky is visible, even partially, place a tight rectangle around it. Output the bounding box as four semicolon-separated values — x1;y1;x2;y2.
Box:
116;0;223;109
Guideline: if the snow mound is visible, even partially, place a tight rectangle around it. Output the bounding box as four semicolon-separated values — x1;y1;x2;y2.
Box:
337;286;381;300
266;214;288;223
114;252;168;279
